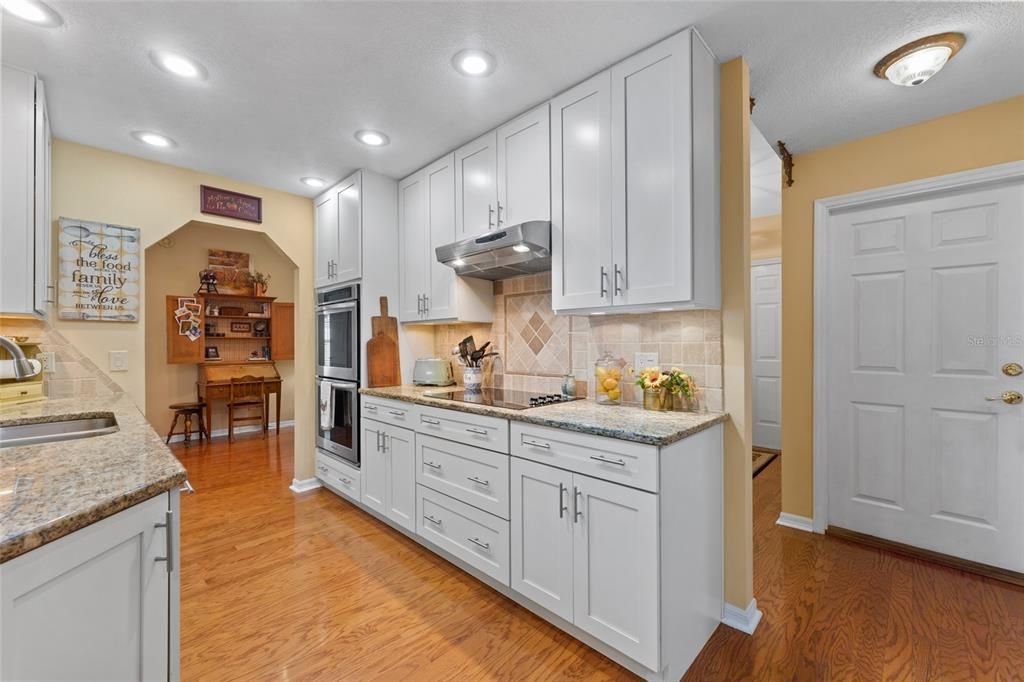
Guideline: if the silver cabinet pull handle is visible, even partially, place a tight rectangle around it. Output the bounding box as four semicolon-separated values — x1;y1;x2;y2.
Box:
614;264;624;296
488;204;495;229
45;283;56;304
154;509;174;573
365;404;378;411
383;434;390;452
558;482;567;519
376;431;383;452
600;266;608;298
180;480;195;495
522;438;550;449
388;409;405;417
423;295;429;313
467;476;489;487
317;464;328;475
423;460;442;470
496;201;504;226
465;427;488;435
340;477;352;485
573;486;582;523
423;514;442;525
467;537;490;550
421;417;441;425
590;454;627;467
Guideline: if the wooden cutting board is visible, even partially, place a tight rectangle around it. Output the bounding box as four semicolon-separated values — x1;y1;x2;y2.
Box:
367;296;401;387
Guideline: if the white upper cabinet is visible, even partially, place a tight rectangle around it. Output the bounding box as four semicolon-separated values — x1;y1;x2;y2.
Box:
551;72;614;311
314;191;339;289
399;154;493;324
496;104;551;227
552;28;719;314
1;66;52;317
454;131;498;238
334;171;362;283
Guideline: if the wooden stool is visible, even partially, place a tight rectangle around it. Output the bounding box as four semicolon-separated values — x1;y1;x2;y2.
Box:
166;401;208;445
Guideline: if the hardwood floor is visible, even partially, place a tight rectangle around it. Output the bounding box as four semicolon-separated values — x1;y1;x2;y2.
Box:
171;432;1024;681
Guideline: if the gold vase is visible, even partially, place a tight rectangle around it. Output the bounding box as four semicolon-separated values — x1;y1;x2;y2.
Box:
673;393;698;412
643;388;672;411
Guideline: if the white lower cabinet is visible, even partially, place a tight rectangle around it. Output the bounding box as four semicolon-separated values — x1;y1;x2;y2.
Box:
510;457;659;670
0;491;179;681
362;418;416;532
416;484;510;585
316;449;361;503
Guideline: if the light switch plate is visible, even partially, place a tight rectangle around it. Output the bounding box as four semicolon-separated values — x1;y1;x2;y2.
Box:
109;350;128;372
635;352;659;371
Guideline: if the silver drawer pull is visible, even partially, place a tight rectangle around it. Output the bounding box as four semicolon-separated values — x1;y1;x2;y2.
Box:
590;454;627;467
466;476;489;487
364;404;378;411
154;510;174;573
522;438;550;449
340;477;352;485
465;427;488;435
423;460;442;470
317;464;328;474
180;480;195;495
423;514;442;525
388;409;406;417
467;537;490;550
421;417;441;425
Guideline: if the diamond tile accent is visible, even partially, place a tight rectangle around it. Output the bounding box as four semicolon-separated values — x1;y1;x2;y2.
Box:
505;292;570;376
529;312;544;331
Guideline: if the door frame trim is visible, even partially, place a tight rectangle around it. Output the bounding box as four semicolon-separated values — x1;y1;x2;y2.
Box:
812;160;1024;534
751;257;781;267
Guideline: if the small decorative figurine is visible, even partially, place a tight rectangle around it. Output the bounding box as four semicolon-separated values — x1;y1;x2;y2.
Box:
197;269;219;294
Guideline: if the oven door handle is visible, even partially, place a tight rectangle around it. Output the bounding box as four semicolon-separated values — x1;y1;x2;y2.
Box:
318;301;358;313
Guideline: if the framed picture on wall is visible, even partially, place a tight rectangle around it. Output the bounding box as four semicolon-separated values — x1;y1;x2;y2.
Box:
230;321;252;333
204;346;220;360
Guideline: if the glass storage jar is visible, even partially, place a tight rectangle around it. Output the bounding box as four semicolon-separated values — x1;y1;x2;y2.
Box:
594;351;626;405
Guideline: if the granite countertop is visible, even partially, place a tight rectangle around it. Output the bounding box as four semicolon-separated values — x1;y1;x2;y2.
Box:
0;394;187;564
360;386;727;446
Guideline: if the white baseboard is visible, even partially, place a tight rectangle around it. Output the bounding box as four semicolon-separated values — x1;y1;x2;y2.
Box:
166;420;294;443
722;598;763;635
776;512;815;533
290;477;322;493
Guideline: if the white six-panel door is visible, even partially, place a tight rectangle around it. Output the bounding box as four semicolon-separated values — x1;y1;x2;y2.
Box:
826;181;1024;570
752;261;782;450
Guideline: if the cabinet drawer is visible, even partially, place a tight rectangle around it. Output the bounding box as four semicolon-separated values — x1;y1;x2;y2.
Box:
0;382;44;404
510;423;658;493
315;449;361;503
416;434;509;519
416;485;510;586
361;396;418;429
417;406;509;454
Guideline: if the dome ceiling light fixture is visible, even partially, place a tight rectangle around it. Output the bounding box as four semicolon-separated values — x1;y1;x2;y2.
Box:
874;32;965;87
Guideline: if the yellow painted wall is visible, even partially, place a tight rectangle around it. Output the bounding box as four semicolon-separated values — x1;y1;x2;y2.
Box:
751;213;781;261
144;221;297;436
51;140;316;478
781;95;1024;518
720;58;754;610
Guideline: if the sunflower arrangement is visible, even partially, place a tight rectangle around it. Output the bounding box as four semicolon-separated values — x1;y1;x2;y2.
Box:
634;367;699;411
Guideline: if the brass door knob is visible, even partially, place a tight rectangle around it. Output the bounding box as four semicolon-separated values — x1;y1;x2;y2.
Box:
985;391;1024;405
1002;362;1023;377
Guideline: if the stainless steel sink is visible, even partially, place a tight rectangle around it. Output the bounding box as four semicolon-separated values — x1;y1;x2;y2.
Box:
0;416;119;449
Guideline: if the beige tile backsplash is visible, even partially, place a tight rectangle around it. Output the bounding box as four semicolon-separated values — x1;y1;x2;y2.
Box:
432;273;724;409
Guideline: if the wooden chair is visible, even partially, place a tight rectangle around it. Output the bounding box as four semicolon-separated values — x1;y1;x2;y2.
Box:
227;375;266;443
166;400;208;446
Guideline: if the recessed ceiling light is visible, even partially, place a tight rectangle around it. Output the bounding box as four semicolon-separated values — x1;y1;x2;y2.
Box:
1;0;62;27
149;50;208;81
301;177;326;188
355;130;389;147
512;244;531;253
452;49;495;77
874;32;965;87
131;131;176;148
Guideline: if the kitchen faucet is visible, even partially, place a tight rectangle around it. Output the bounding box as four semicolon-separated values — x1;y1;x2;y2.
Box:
0;337;41;380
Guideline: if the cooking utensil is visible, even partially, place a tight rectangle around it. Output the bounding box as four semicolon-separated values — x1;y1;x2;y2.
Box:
367;297;401;387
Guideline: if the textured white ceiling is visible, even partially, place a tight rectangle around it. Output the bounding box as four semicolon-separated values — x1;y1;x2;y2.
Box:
751;123;780;219
3;1;1021;197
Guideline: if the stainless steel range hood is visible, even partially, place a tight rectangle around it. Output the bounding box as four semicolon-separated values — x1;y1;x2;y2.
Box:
435;221;551;281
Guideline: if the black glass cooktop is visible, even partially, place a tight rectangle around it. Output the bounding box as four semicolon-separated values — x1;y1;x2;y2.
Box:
423;388;581;410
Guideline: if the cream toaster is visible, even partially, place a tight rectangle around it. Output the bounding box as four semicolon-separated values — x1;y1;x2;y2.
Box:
413;358;455;386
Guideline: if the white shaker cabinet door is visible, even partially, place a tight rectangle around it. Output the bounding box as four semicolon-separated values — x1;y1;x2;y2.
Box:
424;154;457;321
315;192;338;289
454;131;497;238
384;423;416;532
334;171;363;283
496;103;550;228
550;71;614;313
572;472;659;671
398;170;427;321
361;421;387;515
0;493;171;682
610;30;693;307
510;457;574;622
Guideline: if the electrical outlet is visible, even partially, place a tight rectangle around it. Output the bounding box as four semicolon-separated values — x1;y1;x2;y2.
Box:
109;350;128;372
635;352;659;371
37;351;56;374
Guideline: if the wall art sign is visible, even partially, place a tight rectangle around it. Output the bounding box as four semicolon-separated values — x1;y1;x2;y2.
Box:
200;185;262;223
208;249;251;295
58;217;141;322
